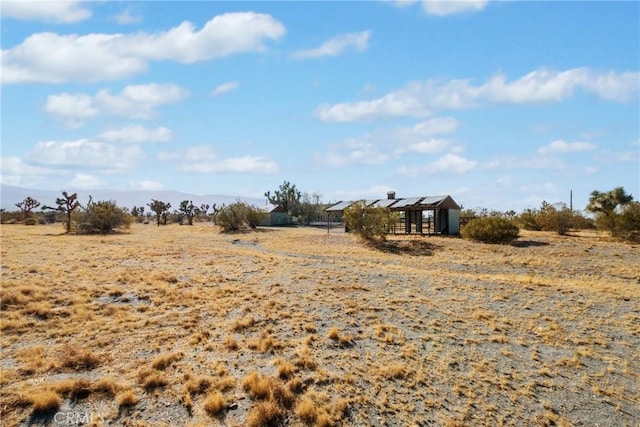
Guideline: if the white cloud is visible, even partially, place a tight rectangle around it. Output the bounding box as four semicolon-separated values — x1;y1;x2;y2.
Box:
180;156;279;174
315;68;640;122
388;0;419;8
483;155;566;170
1;0;92;23
45;93;98;119
69;173;104;189
538;140;597;155
157;146;217;161
25;139;143;173
403;139;451;154
585;166;599;174
422;0;488;16
129;180;164;191
97;125;173;143
211;81;240;97
115;7;142;25
315;89;432;122
292;31;371;59
46;83;189;122
323;117;457;166
496;176;512;187
2;12;285;84
398;153;478;177
428;153;478;173
0;156;67;186
157;146;276;173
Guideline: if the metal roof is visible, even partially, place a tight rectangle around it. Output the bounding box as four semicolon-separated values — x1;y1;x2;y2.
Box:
420;195;448;205
325;201;356;212
391;197;424;208
325;194;460;212
371;199;398;208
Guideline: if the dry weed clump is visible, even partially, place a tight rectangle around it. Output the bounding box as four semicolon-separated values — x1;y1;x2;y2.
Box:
138;368;168;391
29;389;61;414
58;344;101;371
151;351;183;370
116;389;139;407
203;390;226;415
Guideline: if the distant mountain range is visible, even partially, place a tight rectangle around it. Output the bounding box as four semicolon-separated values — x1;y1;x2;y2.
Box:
0;184;266;212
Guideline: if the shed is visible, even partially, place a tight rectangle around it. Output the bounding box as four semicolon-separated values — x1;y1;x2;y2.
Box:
259;204;294;226
325;193;461;235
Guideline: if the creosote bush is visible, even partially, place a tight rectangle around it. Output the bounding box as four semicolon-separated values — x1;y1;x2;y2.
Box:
76;200;131;234
461;216;519;244
343;201;399;242
216;202;264;232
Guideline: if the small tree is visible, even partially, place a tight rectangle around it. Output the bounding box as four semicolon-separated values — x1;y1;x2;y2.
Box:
147;200;171;227
586;187;634;234
43;191;80;233
179;200;199;225
265;181;302;217
343;201;396;242
15;196;40;220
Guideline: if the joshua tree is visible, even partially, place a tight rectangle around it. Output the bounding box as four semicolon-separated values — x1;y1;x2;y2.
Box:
15;196;40;220
586;187;634;233
43;192;80;233
265;180;302;217
200;203;210;220
179;200;199;225
147;199;171;227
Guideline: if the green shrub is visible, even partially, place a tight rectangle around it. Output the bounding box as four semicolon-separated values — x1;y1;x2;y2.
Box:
610;202;640;243
343;201;399;242
515;209;541;231
75;200;132;234
216;202;265;232
537;206;574;235
461;216;519;244
23;217;38;226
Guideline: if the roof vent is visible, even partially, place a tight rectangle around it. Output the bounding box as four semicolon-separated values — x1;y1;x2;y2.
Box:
387;191;396;200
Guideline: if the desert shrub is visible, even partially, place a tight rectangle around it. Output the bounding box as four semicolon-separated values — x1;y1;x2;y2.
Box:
609;202;640;243
76;200;131;234
571;212;594;230
24;217;38;226
538;205;574;235
461;216;519;244
343;201;398;242
516;209;541;231
216;202;265;232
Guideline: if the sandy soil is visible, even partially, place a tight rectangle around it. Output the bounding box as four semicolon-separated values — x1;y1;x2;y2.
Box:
1;223;639;426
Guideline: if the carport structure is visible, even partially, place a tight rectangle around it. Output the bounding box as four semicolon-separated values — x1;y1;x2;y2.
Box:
326;192;461;235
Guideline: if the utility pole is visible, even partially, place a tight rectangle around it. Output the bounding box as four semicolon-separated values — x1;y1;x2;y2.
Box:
570;190;573;213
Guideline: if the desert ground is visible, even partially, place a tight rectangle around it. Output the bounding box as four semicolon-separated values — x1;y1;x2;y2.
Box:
1;223;639;426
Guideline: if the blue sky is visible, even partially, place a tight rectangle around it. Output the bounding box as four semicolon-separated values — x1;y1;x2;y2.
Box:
1;0;638;212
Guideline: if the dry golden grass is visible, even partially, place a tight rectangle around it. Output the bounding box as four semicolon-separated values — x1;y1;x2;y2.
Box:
116;389;140;407
1;223;639;425
29;389;61;414
203;391;225;415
